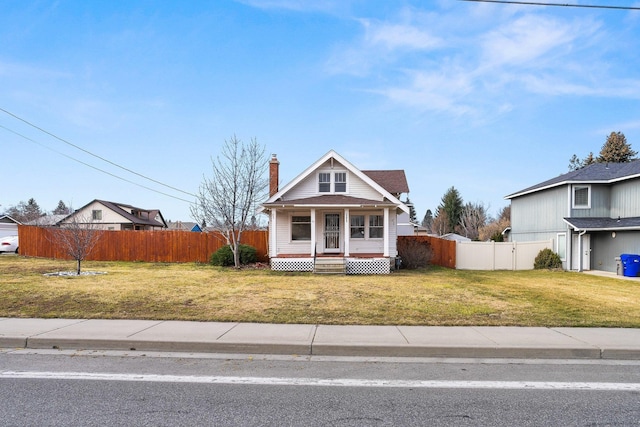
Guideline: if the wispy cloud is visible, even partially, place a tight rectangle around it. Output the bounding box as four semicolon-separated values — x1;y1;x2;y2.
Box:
326;16;444;76
325;4;640;119
361;19;443;51
236;0;344;13
479;15;582;68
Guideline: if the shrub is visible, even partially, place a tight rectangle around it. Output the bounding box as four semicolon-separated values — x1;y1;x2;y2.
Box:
534;248;562;270
397;237;433;269
210;244;257;267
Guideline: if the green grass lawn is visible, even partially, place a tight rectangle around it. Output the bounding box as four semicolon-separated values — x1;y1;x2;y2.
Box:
1;256;639;327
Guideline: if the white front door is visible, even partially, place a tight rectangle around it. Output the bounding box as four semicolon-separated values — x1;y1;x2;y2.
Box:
323;213;341;253
572;234;591;271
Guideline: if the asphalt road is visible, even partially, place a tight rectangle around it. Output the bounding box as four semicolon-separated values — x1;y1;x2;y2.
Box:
1;349;640;426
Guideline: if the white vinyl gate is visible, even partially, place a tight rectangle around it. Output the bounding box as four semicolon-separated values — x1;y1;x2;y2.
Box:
456;240;553;270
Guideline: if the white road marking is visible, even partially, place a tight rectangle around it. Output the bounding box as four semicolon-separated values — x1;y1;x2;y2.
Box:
2;371;640;391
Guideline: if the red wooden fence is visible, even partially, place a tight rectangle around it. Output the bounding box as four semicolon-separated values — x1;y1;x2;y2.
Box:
17;225;269;263
397;235;456;269
18;226;455;268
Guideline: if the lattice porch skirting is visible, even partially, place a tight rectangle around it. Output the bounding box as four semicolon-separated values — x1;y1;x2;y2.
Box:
270;257;393;274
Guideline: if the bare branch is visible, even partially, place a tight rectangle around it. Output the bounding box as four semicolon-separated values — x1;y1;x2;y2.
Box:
191;136;268;267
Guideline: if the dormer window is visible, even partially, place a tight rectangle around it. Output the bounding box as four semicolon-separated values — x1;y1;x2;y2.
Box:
335;172;346;192
319;173;331;192
318;171;347;193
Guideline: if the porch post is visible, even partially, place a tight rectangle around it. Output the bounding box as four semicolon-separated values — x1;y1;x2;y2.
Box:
310;208;316;256
344;208;350;256
270;209;277;257
383;207;389;257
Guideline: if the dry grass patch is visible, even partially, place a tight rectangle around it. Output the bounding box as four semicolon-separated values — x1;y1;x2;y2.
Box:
1;256;639;326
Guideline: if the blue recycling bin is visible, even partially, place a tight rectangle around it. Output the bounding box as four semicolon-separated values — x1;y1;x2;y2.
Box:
620;254;640;277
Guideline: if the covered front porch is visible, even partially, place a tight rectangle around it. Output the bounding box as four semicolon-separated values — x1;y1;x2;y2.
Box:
266;202;399;274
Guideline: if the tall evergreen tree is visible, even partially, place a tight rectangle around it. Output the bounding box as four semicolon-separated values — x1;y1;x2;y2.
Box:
437;187;463;234
404;198;417;223
569;131;636;170
598;131;637;163
421;209;433;232
53;200;71;215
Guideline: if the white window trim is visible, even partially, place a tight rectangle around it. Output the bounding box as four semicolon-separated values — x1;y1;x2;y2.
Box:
556;232;567;261
572;185;591;209
317;170;348;194
290;213;312;243
348;211;384;240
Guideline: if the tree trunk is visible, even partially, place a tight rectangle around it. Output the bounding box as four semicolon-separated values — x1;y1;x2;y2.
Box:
76;259;81;275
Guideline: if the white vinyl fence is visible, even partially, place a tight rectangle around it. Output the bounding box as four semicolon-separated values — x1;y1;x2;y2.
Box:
456;240;553;270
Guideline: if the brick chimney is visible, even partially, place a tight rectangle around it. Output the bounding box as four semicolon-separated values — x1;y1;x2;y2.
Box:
269;154;279;197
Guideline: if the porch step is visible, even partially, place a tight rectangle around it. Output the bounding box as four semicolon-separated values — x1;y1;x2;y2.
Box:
314;257;346;274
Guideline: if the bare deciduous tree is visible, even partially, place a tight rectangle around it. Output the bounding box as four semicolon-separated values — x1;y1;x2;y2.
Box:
431;210;450;236
52;213;103;275
191;136;269;268
479;205;511;242
457;202;488;240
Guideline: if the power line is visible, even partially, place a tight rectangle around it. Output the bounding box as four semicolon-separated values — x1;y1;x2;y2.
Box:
0;107;197;198
458;0;640;10
0;123;195;205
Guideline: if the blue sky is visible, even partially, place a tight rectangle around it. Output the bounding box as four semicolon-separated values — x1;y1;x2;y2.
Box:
2;0;640;222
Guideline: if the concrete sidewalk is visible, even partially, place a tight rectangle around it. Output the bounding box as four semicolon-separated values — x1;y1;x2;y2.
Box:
1;318;639;360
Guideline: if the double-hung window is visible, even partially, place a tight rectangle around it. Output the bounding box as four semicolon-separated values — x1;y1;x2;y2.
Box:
573;185;591;209
291;216;311;241
318;171;347;193
92;210;102;220
350;215;365;238
334;172;346;192
369;215;384;239
318;173;331;193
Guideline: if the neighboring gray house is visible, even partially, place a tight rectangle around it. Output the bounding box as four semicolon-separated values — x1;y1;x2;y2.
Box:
505;160;640;273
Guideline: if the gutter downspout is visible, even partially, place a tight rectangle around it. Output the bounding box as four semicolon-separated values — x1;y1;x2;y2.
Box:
567;185;573;270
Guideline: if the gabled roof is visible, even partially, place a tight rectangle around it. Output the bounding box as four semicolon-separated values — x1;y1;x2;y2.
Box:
362;170;409;195
263;150;409;213
563;216;640;231
63;199;167;228
0;215;21;225
25;214;67;226
505;160;640;199
167;221;202;232
98;200;167;228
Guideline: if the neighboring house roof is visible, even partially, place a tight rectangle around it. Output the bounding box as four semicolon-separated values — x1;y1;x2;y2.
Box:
505;160;640;199
441;233;472;242
63;199;167;228
361;170;410;195
0;215;21;225
563;216;640;231
25;214;67;226
263;150;410;214
167;221;202;232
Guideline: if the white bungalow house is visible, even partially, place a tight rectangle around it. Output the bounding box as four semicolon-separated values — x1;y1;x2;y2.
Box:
260;150;411;274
